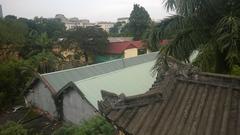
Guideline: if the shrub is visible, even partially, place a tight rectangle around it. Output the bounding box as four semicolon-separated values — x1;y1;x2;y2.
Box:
0;60;32;109
53;116;115;135
0;121;28;135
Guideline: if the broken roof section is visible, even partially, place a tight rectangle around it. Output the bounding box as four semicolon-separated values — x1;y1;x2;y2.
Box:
98;57;240;135
40;52;157;93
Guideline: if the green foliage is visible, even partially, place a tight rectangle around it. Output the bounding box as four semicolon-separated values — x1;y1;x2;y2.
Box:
26;51;59;74
0;17;65;109
147;0;240;74
0;17;28;45
128;4;151;40
53;116;115;135
0;60;32;109
231;65;240;76
66;26;108;63
109;22;123;35
0;121;28;135
109;22;132;37
67;26;108;53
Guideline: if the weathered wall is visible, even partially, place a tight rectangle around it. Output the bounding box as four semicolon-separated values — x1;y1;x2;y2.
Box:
124;48;138;58
26;82;57;117
62;89;97;124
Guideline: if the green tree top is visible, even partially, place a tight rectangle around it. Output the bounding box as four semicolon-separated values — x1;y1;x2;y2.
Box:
129;4;151;40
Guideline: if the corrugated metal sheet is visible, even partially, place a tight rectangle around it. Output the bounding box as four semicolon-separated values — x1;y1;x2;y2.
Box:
41;52;158;92
74;61;157;108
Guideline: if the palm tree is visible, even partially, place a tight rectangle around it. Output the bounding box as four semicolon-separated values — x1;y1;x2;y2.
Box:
147;0;240;74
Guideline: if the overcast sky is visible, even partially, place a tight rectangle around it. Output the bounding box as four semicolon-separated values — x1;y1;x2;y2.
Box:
0;0;172;22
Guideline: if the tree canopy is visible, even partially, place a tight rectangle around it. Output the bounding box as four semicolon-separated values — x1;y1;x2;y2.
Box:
128;4;152;40
147;0;240;74
66;26;109;63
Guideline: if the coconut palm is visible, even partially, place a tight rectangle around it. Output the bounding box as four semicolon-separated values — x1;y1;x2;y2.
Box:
148;0;240;73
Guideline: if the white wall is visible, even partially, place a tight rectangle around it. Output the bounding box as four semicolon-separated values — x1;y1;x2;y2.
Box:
62;89;97;124
26;82;57;117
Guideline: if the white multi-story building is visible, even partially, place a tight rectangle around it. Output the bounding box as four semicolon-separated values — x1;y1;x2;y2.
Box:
117;17;129;24
97;22;115;33
55;14;93;30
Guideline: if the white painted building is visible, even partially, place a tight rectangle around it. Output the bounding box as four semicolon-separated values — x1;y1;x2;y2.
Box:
55;14;94;30
97;22;115;33
117;17;129;24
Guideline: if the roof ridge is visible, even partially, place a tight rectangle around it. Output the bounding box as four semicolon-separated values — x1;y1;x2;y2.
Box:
41;52;157;76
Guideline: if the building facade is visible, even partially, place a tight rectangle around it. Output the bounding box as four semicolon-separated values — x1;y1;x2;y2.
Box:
117;17;129;24
55;14;93;30
97;22;115;33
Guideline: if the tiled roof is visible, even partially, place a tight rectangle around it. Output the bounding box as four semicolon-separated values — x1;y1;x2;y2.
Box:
98;58;240;135
106;41;143;54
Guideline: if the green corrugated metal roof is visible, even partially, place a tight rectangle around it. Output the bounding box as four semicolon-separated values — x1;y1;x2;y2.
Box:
41;52;158;92
73;61;156;108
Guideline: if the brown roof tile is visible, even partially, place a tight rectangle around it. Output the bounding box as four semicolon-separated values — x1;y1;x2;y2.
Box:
98;58;240;135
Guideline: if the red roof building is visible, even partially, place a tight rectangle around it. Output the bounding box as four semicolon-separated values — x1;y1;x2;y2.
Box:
106;41;144;54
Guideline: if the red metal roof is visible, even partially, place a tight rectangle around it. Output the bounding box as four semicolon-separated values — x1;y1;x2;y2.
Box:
106;41;143;54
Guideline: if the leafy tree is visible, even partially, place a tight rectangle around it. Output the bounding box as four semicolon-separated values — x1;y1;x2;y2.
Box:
109;22;130;37
33;17;66;40
147;0;240;74
0;17;28;46
128;4;151;40
0;121;28;135
0;60;32;109
66;26;108;63
53;116;115;135
19;17;65;58
27;51;59;74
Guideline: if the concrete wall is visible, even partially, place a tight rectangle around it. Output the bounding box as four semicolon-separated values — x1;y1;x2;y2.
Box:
62;89;97;124
26;82;57;117
124;48;138;58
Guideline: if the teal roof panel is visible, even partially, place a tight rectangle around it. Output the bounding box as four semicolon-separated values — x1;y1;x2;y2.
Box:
74;61;156;108
40;52;157;92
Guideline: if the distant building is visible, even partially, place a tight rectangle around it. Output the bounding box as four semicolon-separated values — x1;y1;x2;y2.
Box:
0;5;3;18
96;38;148;63
55;14;68;22
97;22;115;33
55;14;93;30
108;37;133;43
117;17;129;24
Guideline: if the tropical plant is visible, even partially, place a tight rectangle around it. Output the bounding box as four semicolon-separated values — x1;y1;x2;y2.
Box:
147;0;240;74
26;51;59;73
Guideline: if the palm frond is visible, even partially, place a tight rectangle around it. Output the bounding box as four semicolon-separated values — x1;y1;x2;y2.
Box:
215;15;240;67
193;41;217;72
